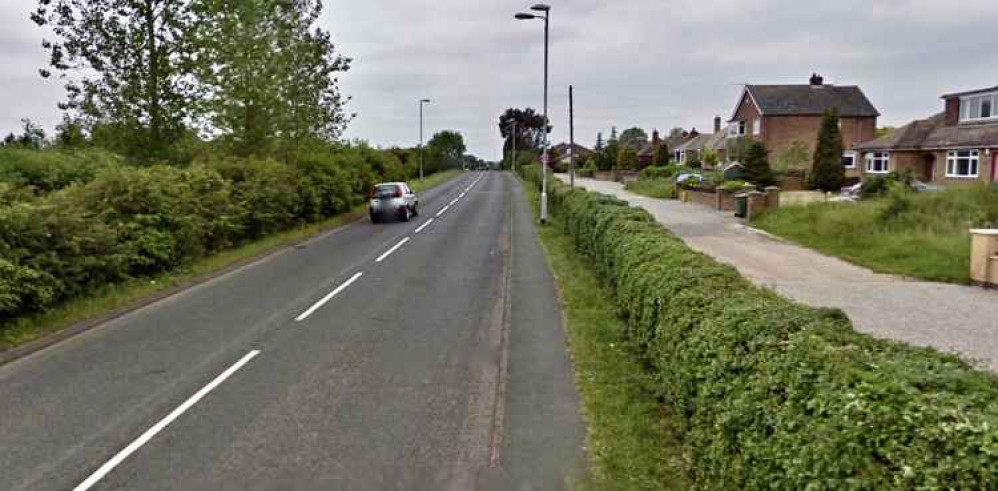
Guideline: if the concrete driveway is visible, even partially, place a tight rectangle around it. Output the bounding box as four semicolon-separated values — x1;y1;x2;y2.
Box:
558;175;998;371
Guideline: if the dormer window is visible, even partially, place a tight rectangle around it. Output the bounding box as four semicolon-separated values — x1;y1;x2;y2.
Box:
960;92;997;122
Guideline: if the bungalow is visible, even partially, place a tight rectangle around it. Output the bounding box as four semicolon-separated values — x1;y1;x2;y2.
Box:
551;142;593;171
675;117;727;167
728;74;880;179
853;85;998;184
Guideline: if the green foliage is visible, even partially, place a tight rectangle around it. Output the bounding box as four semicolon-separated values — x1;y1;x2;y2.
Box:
498;107;548;153
810;109;846;192
719;180;747;192
743;141;775;186
860;169;916;198
519;166;998;489
724;136;752;163
653;142;671;166
618;127;648;151
638;165;676;181
773;140;812;172
577;159;598;178
615;147;639;171
0;147;123;194
426;130;466;172
624;179;676;199
701;149;719;169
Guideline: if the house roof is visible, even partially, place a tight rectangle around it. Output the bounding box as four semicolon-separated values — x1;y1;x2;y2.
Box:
940;85;998;99
675;133;726;152
737;84;880;119
853;112;998;151
552;142;592;155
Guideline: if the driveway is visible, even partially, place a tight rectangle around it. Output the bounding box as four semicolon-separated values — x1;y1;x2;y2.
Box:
558;175;998;371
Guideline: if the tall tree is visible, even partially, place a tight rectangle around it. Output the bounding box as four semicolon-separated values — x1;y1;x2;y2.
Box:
618;127;648;151
427;130;466;171
809;109;846;192
498;108;548;153
32;0;200;160
744;141;776;186
616;147;639;171
653;142;671;166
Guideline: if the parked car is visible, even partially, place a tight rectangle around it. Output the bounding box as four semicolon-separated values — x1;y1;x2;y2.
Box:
675;173;703;185
369;182;419;223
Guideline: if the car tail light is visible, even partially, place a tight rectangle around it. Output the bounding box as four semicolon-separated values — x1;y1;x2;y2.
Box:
395;187;404;198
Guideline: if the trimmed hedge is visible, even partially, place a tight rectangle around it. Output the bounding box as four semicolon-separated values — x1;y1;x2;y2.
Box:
521;164;998;490
0;145;416;320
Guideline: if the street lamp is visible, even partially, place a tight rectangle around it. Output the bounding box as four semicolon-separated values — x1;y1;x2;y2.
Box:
419;98;431;182
515;3;551;223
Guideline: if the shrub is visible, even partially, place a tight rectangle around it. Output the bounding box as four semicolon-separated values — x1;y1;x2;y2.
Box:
809;109;846;192
719;180;746;192
860;169;915;198
0;147;123;194
638;165;675;181
519;164;998;490
743;141;775;186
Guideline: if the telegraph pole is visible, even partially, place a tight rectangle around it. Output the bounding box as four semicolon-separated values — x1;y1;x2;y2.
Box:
569;84;574;188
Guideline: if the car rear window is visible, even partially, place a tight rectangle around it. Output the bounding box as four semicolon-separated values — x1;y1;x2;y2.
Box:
374;184;400;198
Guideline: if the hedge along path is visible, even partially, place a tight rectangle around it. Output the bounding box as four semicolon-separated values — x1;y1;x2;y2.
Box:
521;165;998;490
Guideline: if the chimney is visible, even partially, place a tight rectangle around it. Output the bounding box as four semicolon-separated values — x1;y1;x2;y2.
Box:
713;116;722;133
690;127;699;137
810;73;824;86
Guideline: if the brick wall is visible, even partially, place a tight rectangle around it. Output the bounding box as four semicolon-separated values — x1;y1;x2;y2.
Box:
762;115;876;158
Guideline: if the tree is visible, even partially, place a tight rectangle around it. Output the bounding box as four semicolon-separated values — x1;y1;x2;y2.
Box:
668;127;686;140
498;108;549;153
809;109;846;192
32;0;201;160
773;140;812;172
619;127;648;151
597;130;621;171
743;142;775;186
616;147;639;171
426;130;466;171
55;115;88;147
653;142;671;166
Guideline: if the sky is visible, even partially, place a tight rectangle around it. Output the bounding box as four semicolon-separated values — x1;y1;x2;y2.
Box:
2;0;998;160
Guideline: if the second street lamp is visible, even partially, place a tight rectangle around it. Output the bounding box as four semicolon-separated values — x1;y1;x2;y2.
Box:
515;3;550;223
419;98;431;182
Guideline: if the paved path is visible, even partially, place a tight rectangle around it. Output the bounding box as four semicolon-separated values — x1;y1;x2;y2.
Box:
0;172;585;491
558;175;998;371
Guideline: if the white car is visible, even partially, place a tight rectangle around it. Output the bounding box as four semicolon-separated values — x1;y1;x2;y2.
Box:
369;182;419;223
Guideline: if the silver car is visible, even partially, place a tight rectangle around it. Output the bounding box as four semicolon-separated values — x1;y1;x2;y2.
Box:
369;182;419;223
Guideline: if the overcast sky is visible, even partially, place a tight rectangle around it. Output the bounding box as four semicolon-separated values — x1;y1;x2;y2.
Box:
3;0;998;159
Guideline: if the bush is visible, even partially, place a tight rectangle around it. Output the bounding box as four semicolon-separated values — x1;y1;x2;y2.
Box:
638;165;675;181
719;180;746;192
860;169;916;199
0;147;123;194
519;164;998;490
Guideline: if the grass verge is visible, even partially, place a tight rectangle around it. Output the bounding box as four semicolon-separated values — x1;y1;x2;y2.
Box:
0;169;463;352
522;182;687;490
751;184;997;283
624;179;677;200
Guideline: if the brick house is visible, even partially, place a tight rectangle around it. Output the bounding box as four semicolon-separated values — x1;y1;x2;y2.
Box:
853;85;998;184
728;74;880;179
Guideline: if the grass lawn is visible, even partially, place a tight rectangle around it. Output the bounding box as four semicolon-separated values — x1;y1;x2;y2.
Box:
624;179;677;200
0;169;463;351
752;184;998;284
523;183;687;490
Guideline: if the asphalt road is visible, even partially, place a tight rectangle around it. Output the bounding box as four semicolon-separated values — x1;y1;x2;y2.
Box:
0;171;585;491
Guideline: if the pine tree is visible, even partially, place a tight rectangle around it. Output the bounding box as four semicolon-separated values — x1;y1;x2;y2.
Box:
744;142;775;186
653;142;671;166
809;109;846;192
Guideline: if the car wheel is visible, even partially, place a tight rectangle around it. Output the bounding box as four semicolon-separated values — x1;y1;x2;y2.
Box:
370;213;380;224
411;203;419;217
401;207;411;222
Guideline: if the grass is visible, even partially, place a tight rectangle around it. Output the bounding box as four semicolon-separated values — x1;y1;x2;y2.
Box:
0;169;463;351
752;184;998;283
522;182;687;490
624;179;677;200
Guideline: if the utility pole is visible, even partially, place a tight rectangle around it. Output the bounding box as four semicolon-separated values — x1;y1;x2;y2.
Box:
419;98;431;182
511;121;517;174
569;84;574;188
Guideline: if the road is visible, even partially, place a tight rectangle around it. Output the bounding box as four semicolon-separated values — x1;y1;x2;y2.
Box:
560;174;998;370
0;171;585;491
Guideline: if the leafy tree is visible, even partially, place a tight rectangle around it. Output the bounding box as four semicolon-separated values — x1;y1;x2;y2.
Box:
876;126;895;138
426;130;466;171
809;109;845;192
653;142;671;166
668;127;686;139
55;116;88;148
619;127;648;151
32;0;201;160
597;130;621;171
743;142;775;186
702;149;719;169
616;147;639;171
498;108;549;153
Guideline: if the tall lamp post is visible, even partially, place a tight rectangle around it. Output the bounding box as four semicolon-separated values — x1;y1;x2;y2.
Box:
507;120;517;173
515;3;550;223
419;98;431;182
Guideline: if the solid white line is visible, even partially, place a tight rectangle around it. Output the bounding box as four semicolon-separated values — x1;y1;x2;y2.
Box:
295;272;364;321
436;204;451;217
375;237;411;263
73;350;261;491
414;218;435;234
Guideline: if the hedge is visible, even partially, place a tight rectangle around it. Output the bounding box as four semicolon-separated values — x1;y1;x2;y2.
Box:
0;145;416;321
520;164;998;490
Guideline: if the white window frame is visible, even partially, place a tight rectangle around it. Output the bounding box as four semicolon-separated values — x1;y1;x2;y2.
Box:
945;150;979;178
865;152;889;174
752;118;761;136
674;150;682;163
842;151;856;169
959;92;998;122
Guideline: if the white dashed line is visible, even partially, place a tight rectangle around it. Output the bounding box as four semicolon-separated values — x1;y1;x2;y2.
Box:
73;350;261;491
436;204;451;217
375;237;411;263
414;218;435;234
295;272;365;321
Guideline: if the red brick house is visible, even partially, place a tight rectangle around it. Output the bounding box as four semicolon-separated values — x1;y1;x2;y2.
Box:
728;74;880;179
853;85;998;184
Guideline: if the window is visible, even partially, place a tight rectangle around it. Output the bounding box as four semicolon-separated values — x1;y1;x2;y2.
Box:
752;118;761;136
727;122;745;137
842;152;856;169
946;150;979;177
738;120;747;135
674;150;682;163
960;92;998;122
865;152;889;173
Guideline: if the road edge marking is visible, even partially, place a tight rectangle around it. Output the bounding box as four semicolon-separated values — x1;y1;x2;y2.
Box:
73;350;261;491
295;272;365;321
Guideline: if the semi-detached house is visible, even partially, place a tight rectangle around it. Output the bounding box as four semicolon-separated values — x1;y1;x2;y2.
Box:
853;85;998;184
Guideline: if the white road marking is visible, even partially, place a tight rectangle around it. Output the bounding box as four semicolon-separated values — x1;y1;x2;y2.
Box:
73;350;261;491
295;272;365;321
449;198;459;206
414;218;435;234
375;237;411;263
436;204;451;217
